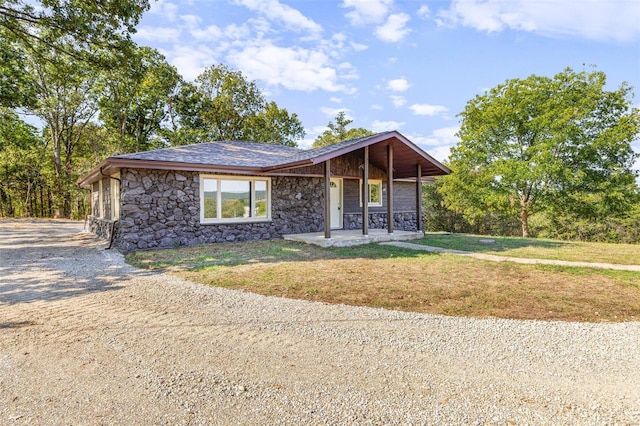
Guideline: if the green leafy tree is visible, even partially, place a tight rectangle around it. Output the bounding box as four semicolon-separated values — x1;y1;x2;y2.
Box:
0;108;47;216
242;101;305;147
22;37;100;218
98;46;181;153
312;111;374;148
168;64;305;146
0;0;149;108
441;68;639;237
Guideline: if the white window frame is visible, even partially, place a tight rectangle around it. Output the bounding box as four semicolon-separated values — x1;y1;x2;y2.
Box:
199;174;271;224
359;179;383;207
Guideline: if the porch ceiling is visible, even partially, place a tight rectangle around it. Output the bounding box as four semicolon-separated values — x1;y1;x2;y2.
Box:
367;137;446;179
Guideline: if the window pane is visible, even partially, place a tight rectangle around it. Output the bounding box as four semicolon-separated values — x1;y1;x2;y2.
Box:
203;179;218;219
221;180;250;218
370;183;380;204
254;180;267;218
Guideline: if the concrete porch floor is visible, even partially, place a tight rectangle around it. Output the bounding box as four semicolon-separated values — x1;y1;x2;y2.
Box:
282;229;424;248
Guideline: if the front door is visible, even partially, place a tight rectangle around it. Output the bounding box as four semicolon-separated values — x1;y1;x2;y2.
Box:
330;178;342;229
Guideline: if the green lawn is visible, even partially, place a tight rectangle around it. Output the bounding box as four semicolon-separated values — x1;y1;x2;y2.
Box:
126;239;640;323
417;233;640;265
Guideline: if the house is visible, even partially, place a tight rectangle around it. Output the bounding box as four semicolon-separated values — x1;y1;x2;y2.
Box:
78;131;450;252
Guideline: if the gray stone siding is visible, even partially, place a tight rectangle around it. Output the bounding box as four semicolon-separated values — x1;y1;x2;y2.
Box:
87;215;118;241
114;169;325;252
343;212;420;232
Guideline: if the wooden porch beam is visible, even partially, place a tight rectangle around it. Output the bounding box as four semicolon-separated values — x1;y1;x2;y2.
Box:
362;146;369;236
387;143;394;234
324;159;331;239
416;163;422;232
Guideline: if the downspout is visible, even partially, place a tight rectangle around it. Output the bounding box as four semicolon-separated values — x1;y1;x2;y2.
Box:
107;219;118;250
100;167;121;184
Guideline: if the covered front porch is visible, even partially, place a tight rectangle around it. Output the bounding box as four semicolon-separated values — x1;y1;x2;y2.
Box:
282;228;424;248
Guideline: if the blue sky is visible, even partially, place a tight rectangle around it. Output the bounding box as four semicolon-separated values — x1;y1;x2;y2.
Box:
133;0;640;171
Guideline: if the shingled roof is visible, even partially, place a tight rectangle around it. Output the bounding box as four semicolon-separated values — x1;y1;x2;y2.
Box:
78;131;450;187
112;140;302;168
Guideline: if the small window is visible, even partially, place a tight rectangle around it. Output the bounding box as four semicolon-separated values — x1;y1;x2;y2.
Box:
200;175;271;223
360;179;383;207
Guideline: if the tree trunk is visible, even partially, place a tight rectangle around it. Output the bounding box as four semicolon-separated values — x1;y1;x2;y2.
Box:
520;208;530;238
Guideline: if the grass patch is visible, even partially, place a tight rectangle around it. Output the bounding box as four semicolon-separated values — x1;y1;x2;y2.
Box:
126;239;640;323
417;233;640;265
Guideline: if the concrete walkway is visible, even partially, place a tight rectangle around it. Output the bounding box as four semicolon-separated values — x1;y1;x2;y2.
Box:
283;229;423;247
381;241;640;272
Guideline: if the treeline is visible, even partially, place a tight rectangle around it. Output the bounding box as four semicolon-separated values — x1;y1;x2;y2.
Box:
0;1;305;219
420;67;640;244
423;180;640;243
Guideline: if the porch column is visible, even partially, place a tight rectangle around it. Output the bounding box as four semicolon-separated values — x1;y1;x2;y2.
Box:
362;146;369;236
324;159;331;239
387;143;394;234
416;163;422;232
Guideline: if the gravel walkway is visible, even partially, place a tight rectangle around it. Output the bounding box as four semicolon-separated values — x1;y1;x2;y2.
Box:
382;241;640;271
1;219;639;425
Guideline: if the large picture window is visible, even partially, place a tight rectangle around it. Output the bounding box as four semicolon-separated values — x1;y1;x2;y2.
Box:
360;179;383;207
200;175;271;223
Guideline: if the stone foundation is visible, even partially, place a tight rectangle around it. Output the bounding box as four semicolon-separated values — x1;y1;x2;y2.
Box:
87;215;118;241
343;212;420;232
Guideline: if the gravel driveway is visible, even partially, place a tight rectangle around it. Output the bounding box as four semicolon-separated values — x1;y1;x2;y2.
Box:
1;219;639;425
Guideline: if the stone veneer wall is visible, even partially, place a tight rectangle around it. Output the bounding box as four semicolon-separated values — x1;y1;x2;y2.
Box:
87;215;118;240
114;169;325;252
343;212;421;232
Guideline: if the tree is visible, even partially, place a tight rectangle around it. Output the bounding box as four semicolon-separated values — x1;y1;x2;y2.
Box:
0;0;149;108
242;101;305;147
168;64;305;146
98;46;181;153
23;36;100;218
0;108;46;217
441;68;639;237
312;111;374;148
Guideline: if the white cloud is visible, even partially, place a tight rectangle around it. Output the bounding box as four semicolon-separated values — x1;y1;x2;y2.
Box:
134;26;182;42
417;5;430;20
375;13;412;42
180;14;201;27
371;120;405;132
319;33;365;60
350;41;369;51
169;45;220;80
330;97;343;103
409;103;449;116
227;42;356;93
390;95;406;107
224;23;253;40
148;0;179;21
438;0;640;42
320;107;352;118
343;0;394;25
298;138;316;149
191;25;223;41
371;104;383;110
235;0;323;36
408;126;460;163
387;77;411;92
